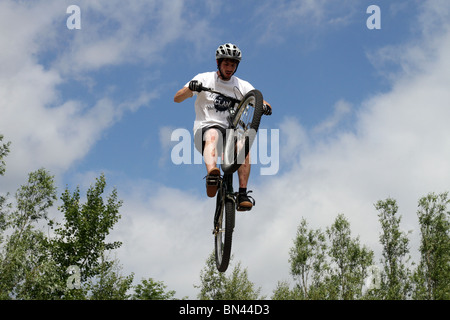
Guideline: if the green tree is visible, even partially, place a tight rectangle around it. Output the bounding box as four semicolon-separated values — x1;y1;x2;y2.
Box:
0;135;10;246
0;148;181;300
88;258;134;300
0;169;58;299
325;214;374;300
288;218;328;299
223;261;263;300
0;134;11;176
0;167;135;299
271;281;303;300
374;198;412;299
412;192;450;300
277;215;374;300
50;173;124;299
132;278;177;300
196;253;228;300
196;253;263;300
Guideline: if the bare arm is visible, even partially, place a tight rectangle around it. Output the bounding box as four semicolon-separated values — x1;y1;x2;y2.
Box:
174;87;193;103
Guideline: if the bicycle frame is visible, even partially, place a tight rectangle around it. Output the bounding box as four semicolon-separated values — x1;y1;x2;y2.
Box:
213;173;235;231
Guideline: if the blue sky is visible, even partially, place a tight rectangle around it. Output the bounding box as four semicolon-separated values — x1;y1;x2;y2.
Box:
1;0;450;298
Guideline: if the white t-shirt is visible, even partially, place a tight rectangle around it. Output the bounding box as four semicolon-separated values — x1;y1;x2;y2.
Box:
185;72;255;134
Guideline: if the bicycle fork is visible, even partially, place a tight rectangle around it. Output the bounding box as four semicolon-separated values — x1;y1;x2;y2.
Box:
213;174;236;235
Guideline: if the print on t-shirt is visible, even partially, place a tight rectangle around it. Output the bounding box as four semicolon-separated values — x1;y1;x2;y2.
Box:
213;94;233;113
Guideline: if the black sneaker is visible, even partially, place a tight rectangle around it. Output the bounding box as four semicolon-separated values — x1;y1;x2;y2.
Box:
236;191;255;211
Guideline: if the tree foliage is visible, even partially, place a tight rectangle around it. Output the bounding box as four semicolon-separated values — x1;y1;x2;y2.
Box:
372;198;412;299
0;134;10;176
413;192;450;300
288;218;327;299
196;253;264;300
0;168;58;299
132;277;177;300
277;215;374;300
50;174;124;298
0;142;178;299
273;194;449;300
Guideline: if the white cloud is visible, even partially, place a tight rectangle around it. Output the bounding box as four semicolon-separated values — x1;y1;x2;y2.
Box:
313;99;352;135
55;0;221;73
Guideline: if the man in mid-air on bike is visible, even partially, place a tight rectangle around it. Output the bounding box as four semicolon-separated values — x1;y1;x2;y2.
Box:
174;43;271;211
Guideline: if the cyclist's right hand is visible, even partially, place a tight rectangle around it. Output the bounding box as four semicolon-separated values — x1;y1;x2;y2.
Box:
189;80;203;92
263;103;272;116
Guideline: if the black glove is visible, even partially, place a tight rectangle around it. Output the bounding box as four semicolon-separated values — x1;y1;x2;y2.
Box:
263;104;272;116
189;80;203;92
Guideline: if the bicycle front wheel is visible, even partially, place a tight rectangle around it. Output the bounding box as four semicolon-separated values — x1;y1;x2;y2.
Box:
214;192;235;272
221;89;264;174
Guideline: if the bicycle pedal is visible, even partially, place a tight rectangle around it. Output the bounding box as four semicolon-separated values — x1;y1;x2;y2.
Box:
205;175;220;186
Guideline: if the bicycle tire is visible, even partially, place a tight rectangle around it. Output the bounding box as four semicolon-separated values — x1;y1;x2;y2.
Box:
214;192;235;272
221;89;264;174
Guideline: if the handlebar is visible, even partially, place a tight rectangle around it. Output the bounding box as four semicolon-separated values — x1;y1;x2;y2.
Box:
198;84;242;105
189;80;271;115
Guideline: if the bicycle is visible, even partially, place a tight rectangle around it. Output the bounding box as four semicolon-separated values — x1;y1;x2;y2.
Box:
197;84;266;272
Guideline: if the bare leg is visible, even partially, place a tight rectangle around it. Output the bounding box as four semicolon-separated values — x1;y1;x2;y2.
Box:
238;153;251;189
203;129;221;197
203;129;220;173
237;153;253;210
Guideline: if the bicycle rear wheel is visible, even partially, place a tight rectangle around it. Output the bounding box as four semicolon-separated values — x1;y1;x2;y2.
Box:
214;184;235;272
221;89;264;174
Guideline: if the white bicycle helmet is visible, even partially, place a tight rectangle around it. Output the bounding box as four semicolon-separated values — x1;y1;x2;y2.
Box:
215;43;242;62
